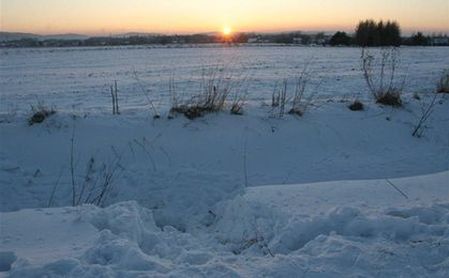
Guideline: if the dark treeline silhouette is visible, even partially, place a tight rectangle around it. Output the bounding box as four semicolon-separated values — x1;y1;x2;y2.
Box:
355;20;401;46
0;32;328;48
1;21;448;48
0;34;247;48
330;20;447;46
402;32;430;46
329;31;352;46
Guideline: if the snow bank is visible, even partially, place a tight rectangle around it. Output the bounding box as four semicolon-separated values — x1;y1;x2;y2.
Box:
2;172;449;277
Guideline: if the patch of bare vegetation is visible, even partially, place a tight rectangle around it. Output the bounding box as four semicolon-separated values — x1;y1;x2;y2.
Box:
28;102;56;125
67;125;124;207
230;91;247;116
169;67;247;119
73;154;123;206
270;80;288;118
270;64;319;118
361;48;405;107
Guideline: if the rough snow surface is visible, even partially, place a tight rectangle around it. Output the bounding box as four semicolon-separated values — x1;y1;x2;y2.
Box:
1;172;449;277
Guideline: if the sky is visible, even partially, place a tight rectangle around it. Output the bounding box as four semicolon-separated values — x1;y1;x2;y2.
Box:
1;0;448;35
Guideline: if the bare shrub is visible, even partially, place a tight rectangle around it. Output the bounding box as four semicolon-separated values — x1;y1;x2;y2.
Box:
28;102;56;125
437;70;449;93
169;67;246;119
288;65;317;116
69;125;123;207
270;80;288;118
230;94;246;115
270;65;319;118
86;154;123;207
70;154;123;207
361;48;405;107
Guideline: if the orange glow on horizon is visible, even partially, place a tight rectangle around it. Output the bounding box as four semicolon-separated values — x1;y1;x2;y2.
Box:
1;0;448;35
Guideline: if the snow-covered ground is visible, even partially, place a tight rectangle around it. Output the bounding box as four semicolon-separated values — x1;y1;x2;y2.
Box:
2;172;449;277
0;46;448;277
1;46;448;113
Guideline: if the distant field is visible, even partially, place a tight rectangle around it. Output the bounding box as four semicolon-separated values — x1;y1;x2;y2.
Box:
1;46;448;113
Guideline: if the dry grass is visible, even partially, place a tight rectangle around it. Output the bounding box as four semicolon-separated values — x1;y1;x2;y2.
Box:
169;67;247;119
230;97;246;115
361;48;405;107
271;80;288;118
289;64;316;116
270;63;318;118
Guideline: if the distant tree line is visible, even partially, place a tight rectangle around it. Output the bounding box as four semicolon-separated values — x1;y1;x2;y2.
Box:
329;32;352;46
328;20;447;47
355;20;401;46
0;32;327;48
1;20;447;48
0;34;249;48
402;32;430;46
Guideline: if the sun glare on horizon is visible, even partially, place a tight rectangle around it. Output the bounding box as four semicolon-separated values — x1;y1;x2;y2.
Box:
223;26;233;36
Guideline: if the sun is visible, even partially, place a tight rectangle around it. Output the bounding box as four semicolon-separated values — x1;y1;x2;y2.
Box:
223;26;232;36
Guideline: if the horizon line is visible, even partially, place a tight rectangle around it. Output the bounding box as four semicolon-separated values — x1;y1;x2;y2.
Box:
2;27;449;37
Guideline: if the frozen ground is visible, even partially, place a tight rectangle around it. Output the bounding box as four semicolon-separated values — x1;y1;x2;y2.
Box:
0;46;449;277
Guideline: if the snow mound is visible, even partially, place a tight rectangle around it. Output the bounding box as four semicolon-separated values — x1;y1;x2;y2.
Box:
82;201;160;243
3;173;449;277
271;204;449;253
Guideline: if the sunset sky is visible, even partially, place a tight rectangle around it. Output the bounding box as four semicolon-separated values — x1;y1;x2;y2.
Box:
1;0;448;35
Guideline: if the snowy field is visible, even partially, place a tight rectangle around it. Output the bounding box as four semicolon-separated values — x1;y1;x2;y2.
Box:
1;45;449;277
1;45;448;113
